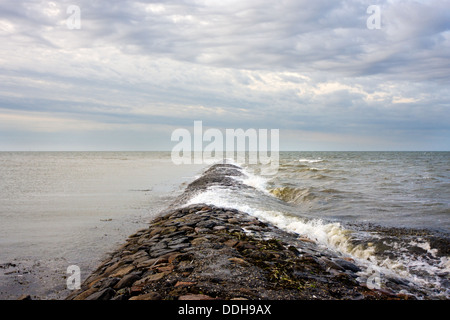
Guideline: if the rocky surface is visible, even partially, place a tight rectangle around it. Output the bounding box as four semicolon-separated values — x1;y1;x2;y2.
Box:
66;203;411;300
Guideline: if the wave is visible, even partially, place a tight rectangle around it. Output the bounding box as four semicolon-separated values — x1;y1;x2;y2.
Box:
269;186;348;204
269;187;317;203
279;166;329;173
299;158;324;163
179;162;449;299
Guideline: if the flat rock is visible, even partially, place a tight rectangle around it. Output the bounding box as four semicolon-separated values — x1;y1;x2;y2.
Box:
178;294;216;300
129;292;162;300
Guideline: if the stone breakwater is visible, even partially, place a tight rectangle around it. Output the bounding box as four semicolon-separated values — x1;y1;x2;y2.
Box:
66;203;409;300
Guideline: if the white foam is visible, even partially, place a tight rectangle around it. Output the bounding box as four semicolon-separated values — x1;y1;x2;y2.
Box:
299;158;323;163
409;239;439;257
216;160;274;197
186;187;358;256
186;186;450;298
236;167;273;196
186;163;450;298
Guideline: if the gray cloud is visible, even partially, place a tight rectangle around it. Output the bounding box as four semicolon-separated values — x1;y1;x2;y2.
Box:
0;0;449;150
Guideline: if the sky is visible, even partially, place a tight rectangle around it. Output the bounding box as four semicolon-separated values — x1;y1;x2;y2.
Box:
0;0;449;151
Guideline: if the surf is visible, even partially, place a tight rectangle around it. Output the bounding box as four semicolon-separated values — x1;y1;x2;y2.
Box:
180;161;449;299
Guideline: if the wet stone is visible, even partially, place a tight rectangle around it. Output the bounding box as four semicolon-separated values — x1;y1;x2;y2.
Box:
332;258;361;273
150;249;178;258
114;273;141;290
94;277;120;289
85;288;116;300
129;292;162;300
197;221;216;229
150;242;168;251
168;237;189;246
179;225;194;232
160;226;178;235
194;227;210;234
168;243;190;250
67;199;412;301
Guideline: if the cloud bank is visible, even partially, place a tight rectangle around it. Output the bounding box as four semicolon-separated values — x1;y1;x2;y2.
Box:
0;0;449;150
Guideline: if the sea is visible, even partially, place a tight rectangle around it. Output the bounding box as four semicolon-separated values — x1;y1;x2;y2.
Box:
0;151;448;299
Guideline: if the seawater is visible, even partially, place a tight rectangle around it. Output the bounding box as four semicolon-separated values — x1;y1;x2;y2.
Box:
1;151;448;299
187;152;450;299
270;151;449;231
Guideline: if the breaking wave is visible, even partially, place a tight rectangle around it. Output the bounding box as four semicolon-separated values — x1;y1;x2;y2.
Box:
179;162;449;299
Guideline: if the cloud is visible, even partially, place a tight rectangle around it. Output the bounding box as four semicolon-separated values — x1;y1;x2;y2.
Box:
0;0;448;150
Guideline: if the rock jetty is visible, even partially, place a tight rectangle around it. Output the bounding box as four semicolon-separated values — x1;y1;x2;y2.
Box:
66;203;408;300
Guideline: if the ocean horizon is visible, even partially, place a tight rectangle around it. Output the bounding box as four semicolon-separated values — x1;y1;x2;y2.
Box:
0;151;449;299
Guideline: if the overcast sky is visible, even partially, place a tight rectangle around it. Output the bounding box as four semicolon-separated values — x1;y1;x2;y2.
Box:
0;0;449;151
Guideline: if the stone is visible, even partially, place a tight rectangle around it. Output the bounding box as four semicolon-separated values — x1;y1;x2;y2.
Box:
130;284;145;294
178;294;215;300
85;288;115;300
179;225;194;232
197;220;216;229
235;241;257;251
136;258;162;269
156;265;174;273
332;259;361;273
175;281;196;287
114;273;141;290
224;239;239;247
87;274;107;288
94;277;120;289
160;226;178;235
168;237;189;246
228;257;250;266
150;249;178;258
168;253;183;263
169;243;191;251
133;272;166;286
73;287;98;300
151;241;168;251
128;229;147;238
129;292;162;300
102;261;125;276
129;250;148;260
298;237;315;243
111;265;135;278
194;227;210;234
191;237;209;245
